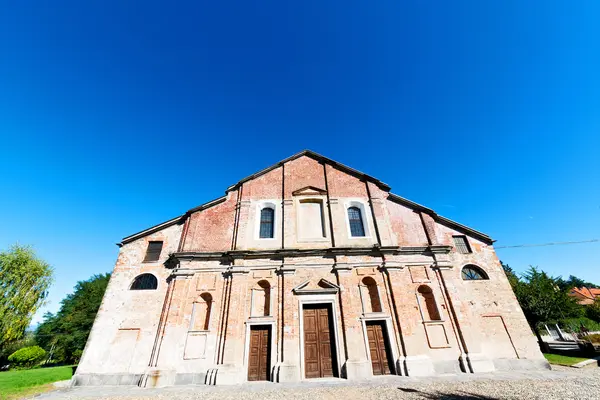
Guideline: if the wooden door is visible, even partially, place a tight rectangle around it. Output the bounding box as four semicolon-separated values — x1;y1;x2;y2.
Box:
366;321;393;375
303;304;337;378
248;326;270;381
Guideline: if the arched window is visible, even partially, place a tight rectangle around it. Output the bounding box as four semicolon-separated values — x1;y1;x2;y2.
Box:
462;265;489;281
348;206;365;237
130;273;158;290
251;280;271;317
193;293;213;331
417;285;441;321
362;277;382;313
259;207;275;239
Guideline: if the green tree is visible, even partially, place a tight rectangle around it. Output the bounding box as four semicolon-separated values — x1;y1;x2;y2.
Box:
0;245;53;352
556;275;598;291
514;267;583;340
501;261;519;289
586;298;600;322
0;331;36;365
35;273;110;363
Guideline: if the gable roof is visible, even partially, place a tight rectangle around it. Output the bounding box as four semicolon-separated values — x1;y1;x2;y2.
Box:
225;149;391;192
570;287;599;301
120;150;494;245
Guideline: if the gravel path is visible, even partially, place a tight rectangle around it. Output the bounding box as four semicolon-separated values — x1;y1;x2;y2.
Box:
39;366;600;400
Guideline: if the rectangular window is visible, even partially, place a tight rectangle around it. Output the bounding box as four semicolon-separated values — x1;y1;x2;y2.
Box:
259;208;275;239
453;236;471;254
143;241;163;262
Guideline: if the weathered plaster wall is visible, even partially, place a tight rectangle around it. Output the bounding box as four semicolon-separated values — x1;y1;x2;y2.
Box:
76;222;183;385
76;153;547;387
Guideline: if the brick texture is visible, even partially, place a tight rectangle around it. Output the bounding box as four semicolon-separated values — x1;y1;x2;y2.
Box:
77;153;547;387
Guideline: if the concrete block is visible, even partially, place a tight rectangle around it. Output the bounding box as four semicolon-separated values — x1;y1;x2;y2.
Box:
344;360;373;380
405;355;435;376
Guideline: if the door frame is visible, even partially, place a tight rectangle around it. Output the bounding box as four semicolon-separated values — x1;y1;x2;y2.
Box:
243;320;276;382
298;296;343;380
360;315;398;375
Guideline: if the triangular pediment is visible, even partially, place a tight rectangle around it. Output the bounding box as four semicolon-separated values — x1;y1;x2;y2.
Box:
292;278;339;295
292;186;327;196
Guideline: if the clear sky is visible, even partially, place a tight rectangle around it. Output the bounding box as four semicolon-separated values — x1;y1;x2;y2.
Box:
0;1;598;324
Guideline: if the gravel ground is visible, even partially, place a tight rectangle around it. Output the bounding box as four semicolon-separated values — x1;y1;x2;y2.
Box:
39;366;600;400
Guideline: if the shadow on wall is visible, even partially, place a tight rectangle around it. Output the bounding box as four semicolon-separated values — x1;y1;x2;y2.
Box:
398;387;500;400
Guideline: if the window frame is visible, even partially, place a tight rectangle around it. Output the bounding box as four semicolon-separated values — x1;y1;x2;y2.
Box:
143;241;164;263
347;206;366;237
452;235;472;254
461;265;489;281
254;201;278;241
259;207;275;239
344;200;371;240
130;273;158;290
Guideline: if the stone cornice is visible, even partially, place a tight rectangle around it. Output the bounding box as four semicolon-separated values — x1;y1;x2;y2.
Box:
168;245;450;264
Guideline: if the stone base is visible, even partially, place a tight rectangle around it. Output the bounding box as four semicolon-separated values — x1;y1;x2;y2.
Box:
344;359;372;380
174;372;207;385
432;359;463;374
276;363;301;382
492;358;551;371
214;365;244;385
72;373;143;386
404;355;435;376
466;353;495;373
144;369;177;387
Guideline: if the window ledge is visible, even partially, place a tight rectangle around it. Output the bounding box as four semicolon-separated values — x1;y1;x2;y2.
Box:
246;316;275;323
361;312;388;319
297;238;329;243
422;320;446;324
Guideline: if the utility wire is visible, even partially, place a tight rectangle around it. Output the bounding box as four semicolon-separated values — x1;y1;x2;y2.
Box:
495;239;599;249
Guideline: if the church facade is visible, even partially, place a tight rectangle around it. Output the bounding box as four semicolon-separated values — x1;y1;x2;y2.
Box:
75;150;548;387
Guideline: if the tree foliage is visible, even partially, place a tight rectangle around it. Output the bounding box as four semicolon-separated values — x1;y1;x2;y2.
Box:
0;245;53;351
35;273;110;363
585;298;600;322
502;264;584;336
515;267;583;328
556;275;599;290
0;331;36;366
501;261;519;289
8;345;46;368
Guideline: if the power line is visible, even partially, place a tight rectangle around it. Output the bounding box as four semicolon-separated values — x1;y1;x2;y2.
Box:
495;239;599;249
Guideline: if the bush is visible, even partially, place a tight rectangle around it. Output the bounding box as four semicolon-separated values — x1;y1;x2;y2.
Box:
552;317;600;334
581;334;600;344
7;346;46;368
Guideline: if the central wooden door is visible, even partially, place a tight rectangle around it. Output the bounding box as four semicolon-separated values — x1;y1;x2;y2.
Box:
303;304;337;378
366;321;393;375
248;326;271;381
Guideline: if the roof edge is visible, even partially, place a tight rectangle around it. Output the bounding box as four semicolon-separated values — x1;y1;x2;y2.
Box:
119;195;228;247
186;195;227;214
388;193;494;245
225;150;391;192
119;215;184;246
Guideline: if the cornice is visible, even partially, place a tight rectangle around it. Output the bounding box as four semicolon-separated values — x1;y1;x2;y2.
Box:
168;245;450;263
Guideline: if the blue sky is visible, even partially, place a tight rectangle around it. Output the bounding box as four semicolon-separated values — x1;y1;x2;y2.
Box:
0;1;598;324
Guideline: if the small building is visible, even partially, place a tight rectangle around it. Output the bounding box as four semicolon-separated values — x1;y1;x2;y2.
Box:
569;287;600;305
75;150;548;387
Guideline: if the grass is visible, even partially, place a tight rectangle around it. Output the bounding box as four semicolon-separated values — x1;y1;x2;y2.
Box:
0;365;73;400
543;353;590;366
